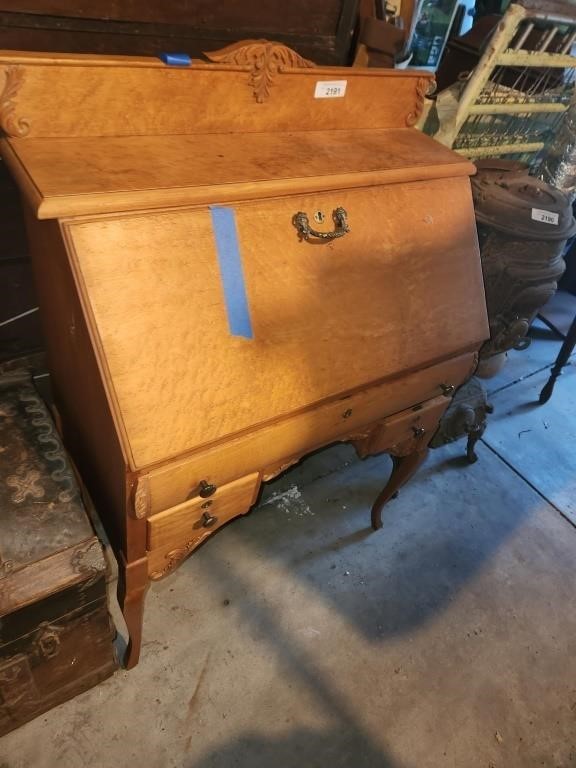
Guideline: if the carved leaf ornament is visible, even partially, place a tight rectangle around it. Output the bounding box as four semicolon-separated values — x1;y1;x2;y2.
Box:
0;66;30;138
406;76;436;127
204;40;315;103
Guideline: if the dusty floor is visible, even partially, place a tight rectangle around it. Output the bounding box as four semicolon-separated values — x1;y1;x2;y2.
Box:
2;326;576;768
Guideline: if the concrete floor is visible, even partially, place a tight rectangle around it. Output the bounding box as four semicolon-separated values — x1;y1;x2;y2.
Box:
2;329;576;768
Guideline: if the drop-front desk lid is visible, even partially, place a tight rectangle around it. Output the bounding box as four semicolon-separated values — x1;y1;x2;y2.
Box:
0;46;475;219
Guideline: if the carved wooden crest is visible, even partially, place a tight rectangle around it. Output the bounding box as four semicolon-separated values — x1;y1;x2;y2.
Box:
204;40;315;103
0;66;30;138
406;76;436;127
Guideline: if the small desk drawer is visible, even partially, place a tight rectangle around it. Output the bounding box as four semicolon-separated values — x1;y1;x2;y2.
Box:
352;395;450;458
147;472;260;579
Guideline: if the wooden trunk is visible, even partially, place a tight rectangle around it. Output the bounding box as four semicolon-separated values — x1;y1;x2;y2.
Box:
0;374;117;735
0;42;489;668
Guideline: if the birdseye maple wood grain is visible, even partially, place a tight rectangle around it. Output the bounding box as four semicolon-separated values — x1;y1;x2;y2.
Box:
64;178;485;469
1;129;475;218
0;42;489;668
142;352;478;515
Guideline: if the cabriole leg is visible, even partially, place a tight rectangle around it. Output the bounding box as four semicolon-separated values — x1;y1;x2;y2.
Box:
371;448;429;530
117;554;149;670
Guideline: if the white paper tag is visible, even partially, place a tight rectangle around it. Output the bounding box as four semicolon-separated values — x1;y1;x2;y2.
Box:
314;80;347;99
531;208;559;225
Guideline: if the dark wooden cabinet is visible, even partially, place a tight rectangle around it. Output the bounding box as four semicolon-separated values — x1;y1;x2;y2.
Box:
0;1;359;65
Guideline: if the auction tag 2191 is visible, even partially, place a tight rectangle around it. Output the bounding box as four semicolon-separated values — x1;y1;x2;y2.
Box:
314;80;347;99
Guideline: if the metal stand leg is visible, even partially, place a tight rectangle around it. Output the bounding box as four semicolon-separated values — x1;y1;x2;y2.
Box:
539;312;576;404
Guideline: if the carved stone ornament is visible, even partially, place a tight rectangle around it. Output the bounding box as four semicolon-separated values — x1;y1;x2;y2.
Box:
430;377;493;463
406;76;436;127
0;66;30;138
477;229;566;358
204;40;315;103
472;161;574;359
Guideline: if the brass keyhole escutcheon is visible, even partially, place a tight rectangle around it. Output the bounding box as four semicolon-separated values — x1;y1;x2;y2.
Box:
313;210;325;224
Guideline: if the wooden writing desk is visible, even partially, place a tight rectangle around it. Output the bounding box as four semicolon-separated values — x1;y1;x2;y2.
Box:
0;42;488;667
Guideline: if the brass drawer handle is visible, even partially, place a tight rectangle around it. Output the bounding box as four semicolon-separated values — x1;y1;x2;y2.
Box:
293;207;350;242
440;383;455;397
412;426;426;438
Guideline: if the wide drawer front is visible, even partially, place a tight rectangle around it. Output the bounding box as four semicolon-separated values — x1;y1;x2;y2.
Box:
147;472;260;579
140;351;476;515
146;395;449;579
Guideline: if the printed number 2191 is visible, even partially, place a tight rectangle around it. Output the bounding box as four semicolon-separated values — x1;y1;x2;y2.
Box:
314;80;347;99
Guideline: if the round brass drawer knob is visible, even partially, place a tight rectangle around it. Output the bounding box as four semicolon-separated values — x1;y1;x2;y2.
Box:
198;480;217;498
440;383;455;397
201;511;218;528
412;426;426;438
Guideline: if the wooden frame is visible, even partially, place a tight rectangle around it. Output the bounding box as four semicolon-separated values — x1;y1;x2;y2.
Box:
433;2;576;164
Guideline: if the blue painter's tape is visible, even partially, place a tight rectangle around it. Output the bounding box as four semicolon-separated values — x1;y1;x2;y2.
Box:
210;206;254;340
159;52;191;66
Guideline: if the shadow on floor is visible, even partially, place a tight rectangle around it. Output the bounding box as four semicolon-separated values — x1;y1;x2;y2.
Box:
209;443;545;643
190;726;403;768
188;540;413;768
